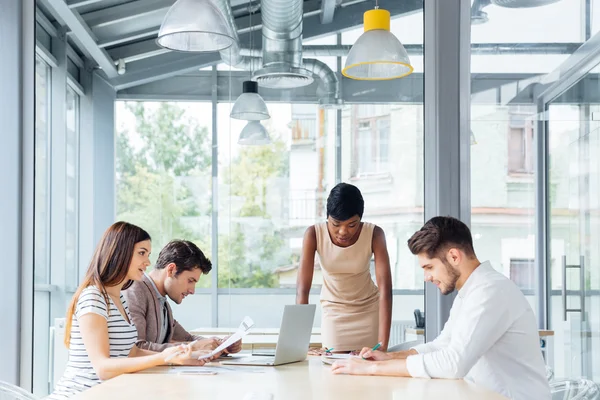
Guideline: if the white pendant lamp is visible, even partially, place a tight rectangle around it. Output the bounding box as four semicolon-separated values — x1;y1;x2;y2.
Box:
231;81;270;121
238;121;271;146
157;0;235;52
342;8;413;80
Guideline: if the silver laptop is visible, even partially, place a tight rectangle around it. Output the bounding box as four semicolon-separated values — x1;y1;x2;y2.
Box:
221;304;316;366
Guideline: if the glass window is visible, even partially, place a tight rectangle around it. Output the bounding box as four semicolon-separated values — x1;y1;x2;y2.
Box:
548;80;600;381
342;104;424;291
115;101;213;288
470;0;582;43
509;258;535;290
35;56;51;285
65;86;80;290
217;103;336;290
470;0;592;383
115;16;425;347
470;0;581;322
347;107;392;177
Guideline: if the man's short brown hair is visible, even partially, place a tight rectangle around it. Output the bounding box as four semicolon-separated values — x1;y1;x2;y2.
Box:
155;240;212;276
407;216;475;260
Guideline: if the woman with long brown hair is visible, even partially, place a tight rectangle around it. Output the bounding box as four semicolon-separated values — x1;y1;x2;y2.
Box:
48;222;205;399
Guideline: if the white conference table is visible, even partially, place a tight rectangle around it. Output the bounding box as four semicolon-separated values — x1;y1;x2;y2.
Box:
72;356;507;400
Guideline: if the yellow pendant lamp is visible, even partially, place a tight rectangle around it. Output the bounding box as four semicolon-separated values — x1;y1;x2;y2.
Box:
342;8;413;80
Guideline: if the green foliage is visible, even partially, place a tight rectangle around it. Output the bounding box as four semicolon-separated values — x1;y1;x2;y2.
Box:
115;102;290;289
123;102;211;175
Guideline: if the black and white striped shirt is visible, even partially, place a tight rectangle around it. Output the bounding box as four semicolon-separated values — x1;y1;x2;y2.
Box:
48;286;138;399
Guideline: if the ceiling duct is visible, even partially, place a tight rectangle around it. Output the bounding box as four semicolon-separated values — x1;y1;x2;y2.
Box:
213;0;340;104
304;59;341;108
253;0;314;89
211;0;262;71
471;0;490;24
491;0;563;7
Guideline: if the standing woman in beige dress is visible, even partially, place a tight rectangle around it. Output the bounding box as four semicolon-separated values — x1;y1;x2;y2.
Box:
296;183;393;352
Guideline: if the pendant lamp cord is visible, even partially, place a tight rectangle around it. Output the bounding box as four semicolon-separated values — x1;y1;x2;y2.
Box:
249;0;254;74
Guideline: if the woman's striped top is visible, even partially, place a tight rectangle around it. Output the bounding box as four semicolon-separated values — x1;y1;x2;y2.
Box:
47;286;138;399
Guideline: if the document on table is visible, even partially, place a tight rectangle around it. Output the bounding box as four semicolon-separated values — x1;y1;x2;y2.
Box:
197;316;255;360
166;366;266;374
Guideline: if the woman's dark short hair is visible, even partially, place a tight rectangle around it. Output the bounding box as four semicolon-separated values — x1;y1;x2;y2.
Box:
155;240;212;276
326;183;364;221
407;216;475;259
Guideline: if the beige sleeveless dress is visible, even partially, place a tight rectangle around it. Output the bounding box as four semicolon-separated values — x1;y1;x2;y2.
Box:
315;221;380;351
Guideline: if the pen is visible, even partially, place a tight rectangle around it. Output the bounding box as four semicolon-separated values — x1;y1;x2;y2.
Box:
165;339;198;362
361;342;382;359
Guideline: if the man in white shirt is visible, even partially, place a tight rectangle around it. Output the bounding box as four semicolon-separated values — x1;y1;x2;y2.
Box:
332;216;550;400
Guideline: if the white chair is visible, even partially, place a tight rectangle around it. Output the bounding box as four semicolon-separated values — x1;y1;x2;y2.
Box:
0;382;38;400
550;379;600;400
546;365;555;382
387;339;424;352
49;318;68;390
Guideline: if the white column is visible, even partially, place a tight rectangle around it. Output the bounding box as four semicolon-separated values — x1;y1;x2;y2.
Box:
423;0;472;342
0;0;35;388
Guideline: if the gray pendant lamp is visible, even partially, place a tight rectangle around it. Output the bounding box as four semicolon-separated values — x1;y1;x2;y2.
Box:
238;121;271;146
231;81;270;121
156;0;235;52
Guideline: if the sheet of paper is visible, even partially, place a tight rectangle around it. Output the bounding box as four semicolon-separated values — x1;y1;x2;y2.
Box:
198;316;254;360
165;365;266;374
178;370;217;375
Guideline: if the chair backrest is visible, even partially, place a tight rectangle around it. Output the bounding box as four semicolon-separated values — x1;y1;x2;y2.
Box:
0;382;38;400
546;365;555;382
550;379;600;400
50;318;68;390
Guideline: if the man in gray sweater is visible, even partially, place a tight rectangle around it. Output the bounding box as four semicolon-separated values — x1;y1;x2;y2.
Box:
124;239;241;353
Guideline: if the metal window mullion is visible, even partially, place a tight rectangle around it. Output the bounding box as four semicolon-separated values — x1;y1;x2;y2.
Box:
211;66;219;327
423;0;471;342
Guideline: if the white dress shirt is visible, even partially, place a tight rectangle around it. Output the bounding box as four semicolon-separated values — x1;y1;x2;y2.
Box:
406;261;551;400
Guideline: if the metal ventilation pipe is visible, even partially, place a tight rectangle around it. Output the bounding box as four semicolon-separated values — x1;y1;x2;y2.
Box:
260;0;303;69
303;59;342;108
240;45;353;58
212;0;341;106
211;0;261;71
253;0;315;88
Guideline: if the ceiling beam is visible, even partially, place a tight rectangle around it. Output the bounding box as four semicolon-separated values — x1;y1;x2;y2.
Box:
117;71;549;104
111;41;582;66
99;27;160;48
109;27;263;90
320;0;336;24
41;0;119;78
536;28;600;102
110;52;223;91
67;0;105;9
81;0;174;28
108;39;169;63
